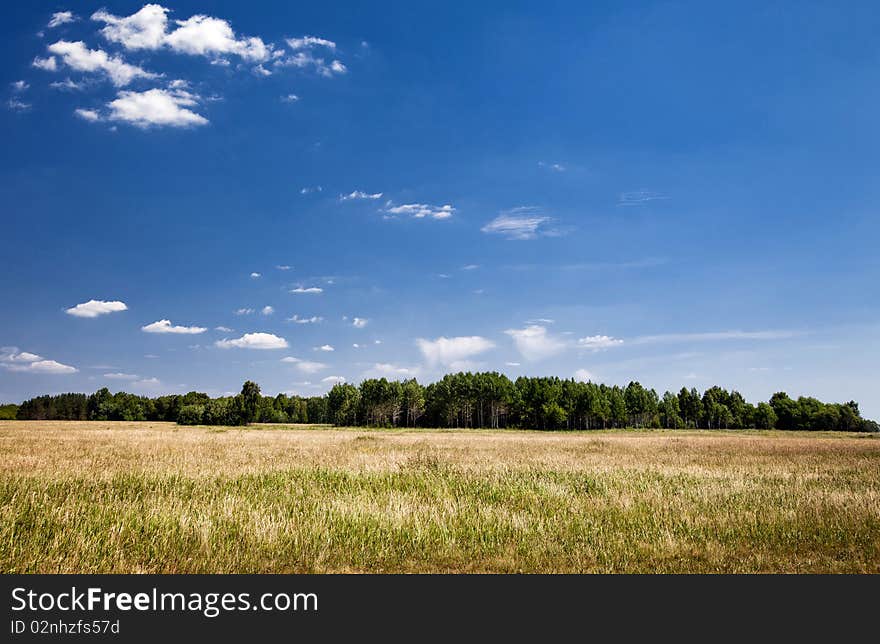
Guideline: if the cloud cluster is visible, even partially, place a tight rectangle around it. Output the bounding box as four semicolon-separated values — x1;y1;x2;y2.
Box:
92;5;272;62
29;6;348;128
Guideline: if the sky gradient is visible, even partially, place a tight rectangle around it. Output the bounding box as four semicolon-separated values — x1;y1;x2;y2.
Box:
2;1;878;418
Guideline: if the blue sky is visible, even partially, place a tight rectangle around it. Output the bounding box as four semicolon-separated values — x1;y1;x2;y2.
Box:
1;1;878;418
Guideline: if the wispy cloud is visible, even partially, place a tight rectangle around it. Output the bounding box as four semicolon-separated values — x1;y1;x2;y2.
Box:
617;191;668;207
538;161;565;172
281;356;327;373
481;207;562;240
48;11;77;29
630;330;799;345
504;325;566;361
104;372;139;380
416;336;494;368
340;190;383;201
290;286;323;294
287;315;322;324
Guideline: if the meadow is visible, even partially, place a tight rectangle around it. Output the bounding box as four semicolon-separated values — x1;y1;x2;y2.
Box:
1;420;878;573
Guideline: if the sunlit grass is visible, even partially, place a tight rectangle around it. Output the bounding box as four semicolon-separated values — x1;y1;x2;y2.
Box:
1;421;878;573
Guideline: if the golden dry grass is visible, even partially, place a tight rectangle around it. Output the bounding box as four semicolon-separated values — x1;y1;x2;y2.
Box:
1;421;878;573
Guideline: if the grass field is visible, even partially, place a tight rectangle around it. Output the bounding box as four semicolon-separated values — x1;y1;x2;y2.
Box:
1;420;878;573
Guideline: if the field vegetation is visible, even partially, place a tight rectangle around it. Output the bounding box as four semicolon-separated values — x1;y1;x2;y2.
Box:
1;421;878;573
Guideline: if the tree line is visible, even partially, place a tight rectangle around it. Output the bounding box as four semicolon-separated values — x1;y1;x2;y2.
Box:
9;372;878;432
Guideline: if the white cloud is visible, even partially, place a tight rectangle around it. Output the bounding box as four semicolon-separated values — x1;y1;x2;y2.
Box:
505;361;520;367
504;325;565;361
290;287;323;294
0;349;42;363
65;299;128;318
538;161;565;172
250;272;261;278
253;64;271;77
300;186;322;194
281;94;299;103
281;357;327;373
416;336;495;367
322;376;346;384
235;308;254;315
315;344;334;352
11;80;29;92
287;315;322;324
276;265;291;270
165;16;271;61
1;348;77;374
577;335;624;351
461;264;479;270
215;326;233;332
92;5;168;49
287;36;337;50
352;317;368;328
74;108;100;122
574;369;595;382
481;207;558;240
142;319;207;334
32;56;58;71
107;88;208;128
48;11;77;28
261;306;274;316
104;372;138;380
216;332;288;350
8;360;78;374
93;5;273;62
340;190;383;201
47;40;157;86
384;203;454;220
